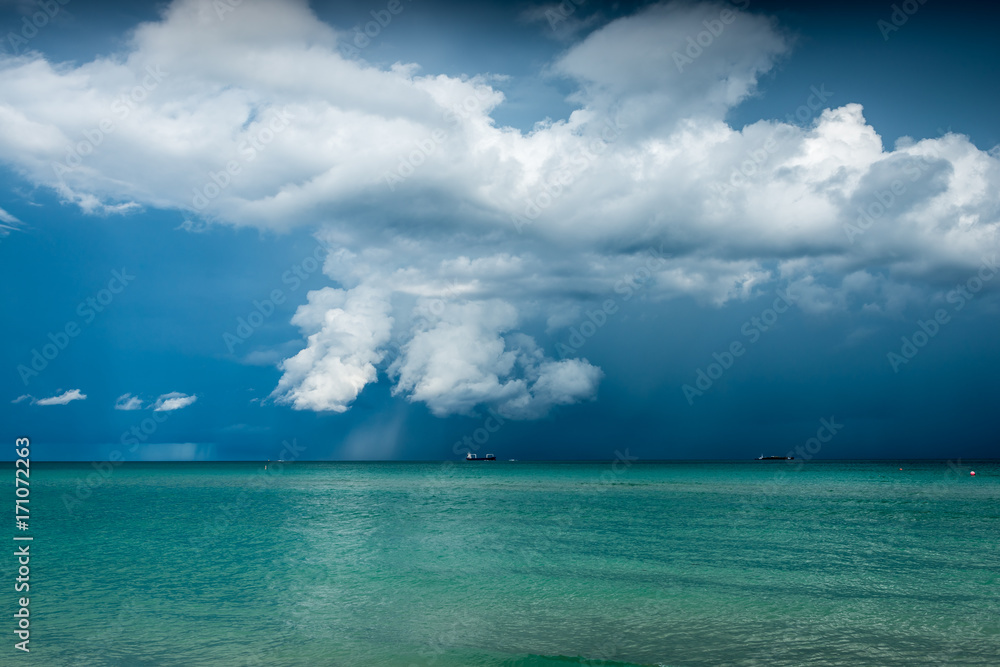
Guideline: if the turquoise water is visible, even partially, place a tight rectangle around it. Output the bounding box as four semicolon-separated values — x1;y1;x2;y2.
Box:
11;460;999;665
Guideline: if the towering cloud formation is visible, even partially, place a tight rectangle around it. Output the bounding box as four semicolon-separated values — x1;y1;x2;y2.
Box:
388;300;603;419
272;286;393;412
0;0;997;416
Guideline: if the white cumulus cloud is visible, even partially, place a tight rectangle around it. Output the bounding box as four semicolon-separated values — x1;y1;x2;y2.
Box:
389;300;602;419
153;392;198;411
34;389;87;406
0;0;997;418
271;285;393;412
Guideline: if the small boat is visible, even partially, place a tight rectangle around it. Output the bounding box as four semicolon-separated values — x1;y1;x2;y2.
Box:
465;453;496;461
756;454;794;460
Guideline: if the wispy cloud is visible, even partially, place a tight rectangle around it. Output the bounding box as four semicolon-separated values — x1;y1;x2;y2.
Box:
0;206;21;235
153;392;198;412
34;389;87;406
114;393;144;410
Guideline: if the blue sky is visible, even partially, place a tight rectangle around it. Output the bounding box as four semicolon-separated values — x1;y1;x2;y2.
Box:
1;0;998;461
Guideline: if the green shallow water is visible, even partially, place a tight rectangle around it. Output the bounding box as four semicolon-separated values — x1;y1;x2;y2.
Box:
9;460;999;666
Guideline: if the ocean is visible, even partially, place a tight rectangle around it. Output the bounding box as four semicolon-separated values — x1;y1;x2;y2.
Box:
13;460;999;665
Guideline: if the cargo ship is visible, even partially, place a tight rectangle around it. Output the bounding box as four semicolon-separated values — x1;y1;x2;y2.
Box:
465;453;496;461
756;455;794;460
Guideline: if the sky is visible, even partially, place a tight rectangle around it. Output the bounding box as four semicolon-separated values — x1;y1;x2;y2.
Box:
1;0;999;461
